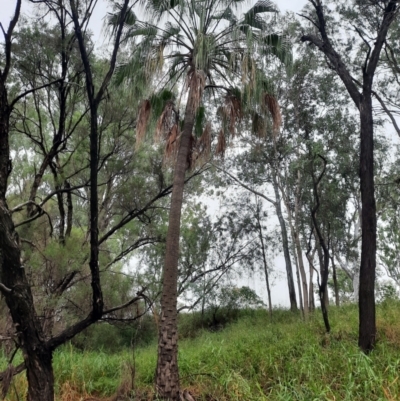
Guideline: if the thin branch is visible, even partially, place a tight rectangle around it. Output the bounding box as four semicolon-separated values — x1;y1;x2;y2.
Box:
372;90;400;138
212;164;276;205
10;79;63;109
0;283;12;294
102;290;146;315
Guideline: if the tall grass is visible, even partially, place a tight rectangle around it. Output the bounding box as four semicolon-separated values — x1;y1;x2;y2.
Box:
4;301;400;400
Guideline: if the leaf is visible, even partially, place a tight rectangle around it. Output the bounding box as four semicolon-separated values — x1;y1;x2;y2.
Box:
261;34;293;66
242;0;277;30
211;7;238;24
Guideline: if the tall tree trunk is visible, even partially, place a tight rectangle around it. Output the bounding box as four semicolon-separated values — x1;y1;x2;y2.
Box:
156;74;201;400
358;93;376;351
282;182;308;318
293;248;304;317
310;156;330;333
316;241;329;309
271;170;297;311
255;200;273;321
331;252;340;307
294;169;308;317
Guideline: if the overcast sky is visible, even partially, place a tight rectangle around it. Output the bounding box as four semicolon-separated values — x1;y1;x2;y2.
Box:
2;0;309;40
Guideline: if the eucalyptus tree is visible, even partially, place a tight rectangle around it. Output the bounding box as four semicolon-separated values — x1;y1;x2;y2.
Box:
300;0;399;352
112;0;288;397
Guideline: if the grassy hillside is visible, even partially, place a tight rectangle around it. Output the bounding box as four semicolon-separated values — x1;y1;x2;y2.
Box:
4;301;400;400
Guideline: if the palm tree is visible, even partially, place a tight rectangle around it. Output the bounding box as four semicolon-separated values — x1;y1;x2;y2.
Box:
112;1;289;398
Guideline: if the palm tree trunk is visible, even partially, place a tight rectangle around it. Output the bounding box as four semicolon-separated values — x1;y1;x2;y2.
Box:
156;77;200;400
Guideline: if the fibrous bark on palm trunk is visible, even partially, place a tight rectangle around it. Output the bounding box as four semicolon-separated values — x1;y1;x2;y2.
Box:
156;71;204;400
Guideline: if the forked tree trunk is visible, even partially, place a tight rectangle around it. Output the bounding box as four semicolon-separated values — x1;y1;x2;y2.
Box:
156;75;200;400
281;169;309;318
271;171;297;312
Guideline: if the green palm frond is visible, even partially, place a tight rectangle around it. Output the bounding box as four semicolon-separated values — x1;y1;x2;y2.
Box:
160;22;181;44
244;0;277;23
240;0;278;33
211;7;238;25
106;5;138;37
144;0;182;14
126;23;158;39
261;34;293;66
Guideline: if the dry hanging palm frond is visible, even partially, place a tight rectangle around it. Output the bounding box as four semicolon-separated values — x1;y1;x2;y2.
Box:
264;93;282;138
224;95;243;136
191;122;212;168
155;100;176;142
215;128;226;157
252;112;266;139
135;99;151;150
164;123;179;164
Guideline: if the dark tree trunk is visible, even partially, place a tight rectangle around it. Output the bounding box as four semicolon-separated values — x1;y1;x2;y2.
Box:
25;347;54;401
310;155;330;333
331;253;340;307
317;241;329;309
271;171;297;312
0;192;56;401
156;75;200;400
358;94;376;351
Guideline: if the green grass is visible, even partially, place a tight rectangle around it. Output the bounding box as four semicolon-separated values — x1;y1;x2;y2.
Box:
5;302;400;400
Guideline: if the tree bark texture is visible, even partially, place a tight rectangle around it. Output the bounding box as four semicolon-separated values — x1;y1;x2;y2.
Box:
156;75;201;400
358;94;376;351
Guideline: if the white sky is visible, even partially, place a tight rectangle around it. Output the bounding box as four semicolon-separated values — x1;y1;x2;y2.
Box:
1;1;309;40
